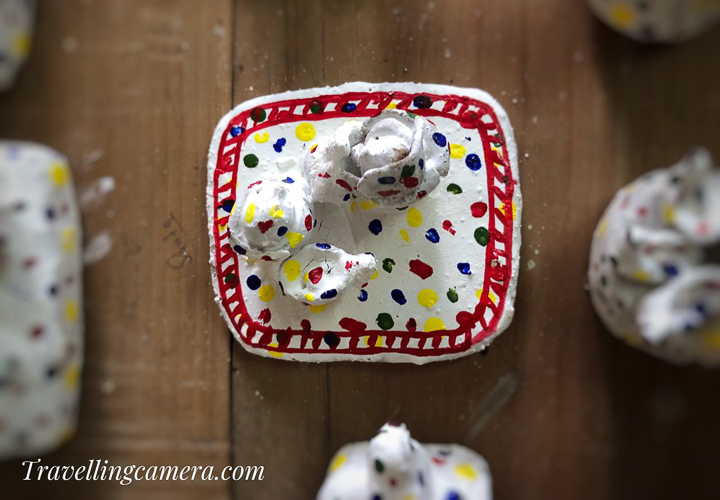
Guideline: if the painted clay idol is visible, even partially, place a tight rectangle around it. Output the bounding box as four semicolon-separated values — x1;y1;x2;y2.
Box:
588;0;720;43
317;422;492;500
0;142;83;458
588;148;720;366
0;0;35;92
207;82;521;363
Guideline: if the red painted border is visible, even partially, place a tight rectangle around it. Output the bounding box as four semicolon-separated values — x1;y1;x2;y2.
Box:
211;90;515;357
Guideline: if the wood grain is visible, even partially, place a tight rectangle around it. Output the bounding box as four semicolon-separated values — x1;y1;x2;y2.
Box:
1;0;719;499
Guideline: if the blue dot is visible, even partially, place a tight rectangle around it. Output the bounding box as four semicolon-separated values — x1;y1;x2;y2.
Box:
465;154;482;171
316;243;331;249
378;176;396;185
663;264;679;277
343;193;351;201
413;95;432;109
277;226;288;236
696;302;707;316
369;219;383;235
432;132;447;147
221;198;235;211
418;158;424;169
282;177;295;184
425;228;440;243
246;275;261;290
446;492;461;500
233;245;246;255
358;289;369;302
372;495;383;500
457;263;471;275
273;138;287;153
391;289;407;305
341;103;357;113
321;289;338;300
46;207;56;220
230;125;243;137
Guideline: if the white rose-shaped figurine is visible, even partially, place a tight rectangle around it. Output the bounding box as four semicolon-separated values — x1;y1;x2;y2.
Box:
303;110;450;208
279;243;376;306
227;176;317;261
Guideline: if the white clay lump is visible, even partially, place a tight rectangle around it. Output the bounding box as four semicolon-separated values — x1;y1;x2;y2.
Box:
317;422;492;500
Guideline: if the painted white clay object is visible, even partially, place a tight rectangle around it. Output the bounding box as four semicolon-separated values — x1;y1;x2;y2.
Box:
317;422;492;500
588;148;720;366
588;0;720;43
0;0;35;92
207;82;521;363
0;141;83;458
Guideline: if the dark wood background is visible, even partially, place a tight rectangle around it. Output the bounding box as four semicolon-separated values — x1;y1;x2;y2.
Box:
1;1;719;499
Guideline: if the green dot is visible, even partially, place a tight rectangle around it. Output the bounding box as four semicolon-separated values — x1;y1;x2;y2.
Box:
474;227;490;246
382;258;395;273
309;99;323;114
250;107;266;122
374;459;384;473
243;154;259;168
223;273;236;284
401;164;415;178
447;288;458;303
376;313;394;331
447;183;463;195
406;111;417;118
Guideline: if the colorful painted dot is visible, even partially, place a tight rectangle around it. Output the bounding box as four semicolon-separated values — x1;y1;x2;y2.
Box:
244;203;256;224
474;227;490;246
341;102;357;113
277;226;288;236
369;219;383;235
250;107;266;122
360;200;378;210
418;158;425;169
258;285;275;302
413;95;432;109
230;125;244;137
358;289;369;302
60;228;77;253
243;154;259;168
50;162;69;187
321;289;338;300
471;202;488;218
401;164;415;178
465;154;482;171
424;317;446;332
273;138;287;152
283;260;300;282
370;270;379;280
418;289;438;308
305;293;315;302
309;99;324;114
254;131;269;143
432;132;447;147
257;220;274;234
223;273;237;284
457;263;471;275
233;245;246;255
64;300;79;323
221;198;235;212
447;183;463;194
447;288;459;303
425;228;440;243
309;304;327;313
376;313;395;330
399;229;409;243
323;332;340;347
269;205;284;219
295;122;316;141
407;207;423;227
450;144;466;159
316;243;331;249
446;492;461;500
391;289;407;305
382;258;395;273
246;275;262;290
330;453;347;472
409;259;434;279
454;463;478;480
286;232;304;248
378;176;396;185
663;264;679;277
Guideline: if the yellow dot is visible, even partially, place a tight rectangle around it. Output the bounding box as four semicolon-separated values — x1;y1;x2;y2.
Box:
295;122;316;141
385;102;397;110
350;201;357;212
663;203;676;225
407;207;423;227
258;285;275;302
12;32;31;59
254;132;269;143
305;293;315;302
218;223;227;232
245;203;256;224
64;365;81;389
399;229;409;243
283;260;301;281
632;270;652;283
450;144;466;159
370;270;379;280
417;289;438;308
60;227;77;253
49;161;69;187
286;232;305;248
499;201;517;220
701;330;720;350
309;304;327;313
64;300;79;322
360;200;378;210
269;205;285;219
403;495;417;500
330;453;347;472
454;463;479;480
424;317;446;332
597;220;608;239
609;3;637;28
267;342;283;358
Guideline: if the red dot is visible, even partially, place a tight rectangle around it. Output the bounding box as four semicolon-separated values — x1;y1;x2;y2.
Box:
30;326;44;338
471;202;488;218
305;214;313;231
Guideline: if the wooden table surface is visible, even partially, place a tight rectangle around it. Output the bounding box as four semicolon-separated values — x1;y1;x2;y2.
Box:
2;1;719;499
